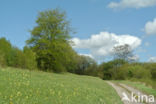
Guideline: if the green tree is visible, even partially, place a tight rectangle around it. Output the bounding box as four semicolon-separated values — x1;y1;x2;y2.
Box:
27;9;75;72
0;50;6;67
144;63;156;80
23;46;37;70
75;55;95;75
99;59;127;80
10;47;25;68
0;37;13;66
84;63;98;77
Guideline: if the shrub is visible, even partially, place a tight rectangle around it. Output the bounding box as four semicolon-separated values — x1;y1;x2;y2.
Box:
0;51;6;67
122;64;151;79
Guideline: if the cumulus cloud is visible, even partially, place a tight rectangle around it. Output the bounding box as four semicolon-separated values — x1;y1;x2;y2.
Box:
72;32;142;58
128;55;139;61
108;0;156;9
79;53;93;58
148;57;156;62
145;18;156;35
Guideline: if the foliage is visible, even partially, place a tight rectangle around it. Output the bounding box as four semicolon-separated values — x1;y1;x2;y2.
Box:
98;59;127;80
75;55;96;75
84;63;98;77
113;44;134;62
23;46;37;70
97;60;155;84
27;9;77;72
143;63;156;80
0;50;6;67
117;64;151;80
0;38;12;66
0;37;37;70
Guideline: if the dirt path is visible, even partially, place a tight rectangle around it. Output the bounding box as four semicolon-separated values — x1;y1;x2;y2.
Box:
106;81;156;104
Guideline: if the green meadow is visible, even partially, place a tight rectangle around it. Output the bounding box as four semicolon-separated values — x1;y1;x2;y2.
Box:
0;67;122;104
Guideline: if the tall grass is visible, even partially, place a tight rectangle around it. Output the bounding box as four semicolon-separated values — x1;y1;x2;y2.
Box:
0;67;122;104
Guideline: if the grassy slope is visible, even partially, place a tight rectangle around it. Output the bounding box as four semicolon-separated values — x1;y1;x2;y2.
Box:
0;67;122;104
118;80;156;97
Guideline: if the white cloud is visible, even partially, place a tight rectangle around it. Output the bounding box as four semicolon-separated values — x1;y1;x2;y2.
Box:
108;0;156;9
148;57;156;62
79;53;93;58
72;32;142;58
145;18;156;35
128;55;139;61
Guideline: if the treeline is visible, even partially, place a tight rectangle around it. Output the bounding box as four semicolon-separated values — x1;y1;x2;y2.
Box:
0;37;95;74
0;38;37;70
0;9;96;74
80;45;156;89
83;59;156;89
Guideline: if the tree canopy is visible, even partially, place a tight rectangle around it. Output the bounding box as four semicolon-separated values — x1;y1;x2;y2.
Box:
27;9;77;72
113;44;133;62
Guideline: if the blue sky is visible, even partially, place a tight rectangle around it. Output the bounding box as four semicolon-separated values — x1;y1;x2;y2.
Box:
0;0;156;62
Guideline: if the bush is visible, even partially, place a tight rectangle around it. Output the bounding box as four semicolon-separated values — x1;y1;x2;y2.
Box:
84;63;98;77
0;51;6;67
144;63;156;80
118;64;151;80
23;47;37;70
0;37;37;70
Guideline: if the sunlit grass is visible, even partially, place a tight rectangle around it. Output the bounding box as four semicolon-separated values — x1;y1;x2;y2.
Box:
0;67;122;104
118;80;156;97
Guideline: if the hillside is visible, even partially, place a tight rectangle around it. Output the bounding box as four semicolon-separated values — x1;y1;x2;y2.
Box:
0;67;122;104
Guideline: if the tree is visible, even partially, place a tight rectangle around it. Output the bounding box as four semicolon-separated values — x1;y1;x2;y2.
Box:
23;46;37;70
112;44;132;78
0;50;6;67
27;9;75;72
99;59;127;80
0;38;12;66
84;63;98;77
113;44;133;62
75;55;96;75
144;63;156;80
